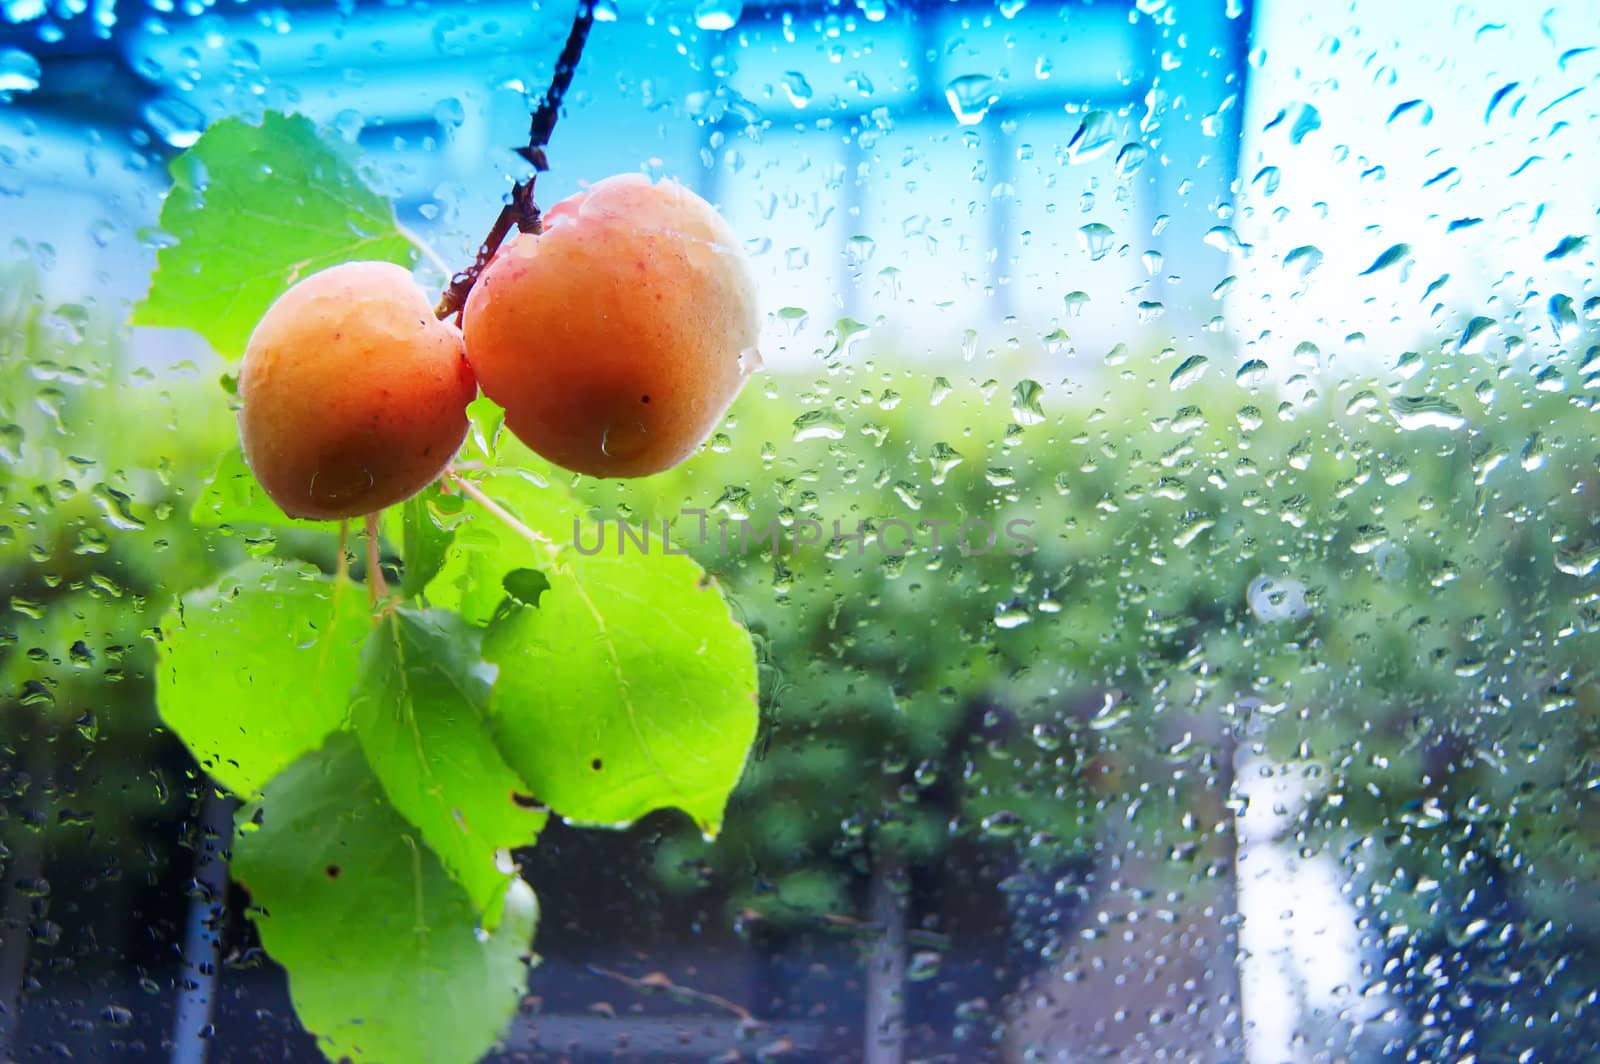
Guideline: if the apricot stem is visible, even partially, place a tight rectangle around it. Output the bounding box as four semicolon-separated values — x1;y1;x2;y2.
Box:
435;0;596;322
444;471;560;557
364;513;390;605
336;520;350;583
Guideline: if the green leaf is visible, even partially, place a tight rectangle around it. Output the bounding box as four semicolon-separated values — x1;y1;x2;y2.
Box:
484;549;759;836
234;734;536;1064
350;609;547;924
396;484;460;599
425;471;575;626
134;111;417;360
190;446;323;531
157;560;371;795
501;568;551;609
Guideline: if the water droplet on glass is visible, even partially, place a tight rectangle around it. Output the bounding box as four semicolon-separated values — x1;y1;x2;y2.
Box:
1555;542;1600;578
1235;359;1269;388
845;235;876;268
1544;235;1587;261
1520;432;1546;471
0;48;41;94
908;950;944;981
1288;103;1321;144
1204;225;1244;254
1390;395;1467;431
592;0;618;20
1115;142;1148;177
1458;315;1496;355
929;442;963;484
1248;576;1309;622
792;410;846;442
945;74;999;126
777;306;808;335
2;0;45;20
93;484;146;531
694;0;742;31
1010;380;1046;425
781;71;813;108
143;97;206;149
1350;524;1389;555
980;810;1024;837
1090;693;1132;732
1078;222;1115;261
1548;294;1577;340
1284;244;1323;280
1359;243;1410;277
1066;110;1118;162
432;97;466;129
1169;354;1209;390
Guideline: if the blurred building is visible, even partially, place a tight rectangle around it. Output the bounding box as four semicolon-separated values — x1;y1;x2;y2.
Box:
1;0;1252;368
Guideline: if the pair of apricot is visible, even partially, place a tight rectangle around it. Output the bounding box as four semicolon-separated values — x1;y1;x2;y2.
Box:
237;175;760;521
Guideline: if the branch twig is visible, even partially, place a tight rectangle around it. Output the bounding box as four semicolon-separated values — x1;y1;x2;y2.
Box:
435;1;596;322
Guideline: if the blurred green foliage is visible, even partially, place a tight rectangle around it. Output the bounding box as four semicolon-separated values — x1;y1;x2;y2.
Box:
584;336;1600;1045
1;262;239;879
3;250;1598;1050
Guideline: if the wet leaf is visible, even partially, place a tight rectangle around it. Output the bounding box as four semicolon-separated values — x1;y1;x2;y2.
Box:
350;609;547;924
134;111;416;359
157;560;371;795
234;734;536;1064
485;549;759;836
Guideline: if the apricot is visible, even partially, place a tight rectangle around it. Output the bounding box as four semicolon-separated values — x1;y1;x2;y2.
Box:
239;261;477;520
461;174;759;478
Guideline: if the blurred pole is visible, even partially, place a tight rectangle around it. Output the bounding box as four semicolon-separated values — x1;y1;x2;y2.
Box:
0;821;42;1062
864;855;906;1064
0;722;50;1060
170;789;236;1064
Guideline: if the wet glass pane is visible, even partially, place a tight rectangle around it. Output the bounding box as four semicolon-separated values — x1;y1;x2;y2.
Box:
2;0;1597;1060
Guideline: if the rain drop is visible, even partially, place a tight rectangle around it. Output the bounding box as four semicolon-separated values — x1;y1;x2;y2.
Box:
945;74;1000;126
0;48;41;94
694;0;743;31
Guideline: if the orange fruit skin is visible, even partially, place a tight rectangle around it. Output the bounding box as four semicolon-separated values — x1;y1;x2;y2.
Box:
461;174;760;478
239;261;477;521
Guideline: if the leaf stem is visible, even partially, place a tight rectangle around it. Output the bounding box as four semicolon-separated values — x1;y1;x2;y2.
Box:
444;471;560;557
435;0;596;322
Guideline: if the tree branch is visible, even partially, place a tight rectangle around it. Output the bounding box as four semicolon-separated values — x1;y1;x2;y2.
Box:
435;1;596;322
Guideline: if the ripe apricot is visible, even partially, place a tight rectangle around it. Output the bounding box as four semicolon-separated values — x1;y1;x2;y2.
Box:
461;174;760;478
239;261;477;520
